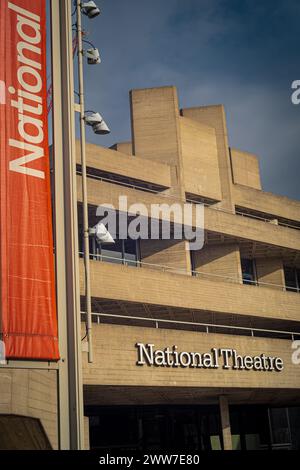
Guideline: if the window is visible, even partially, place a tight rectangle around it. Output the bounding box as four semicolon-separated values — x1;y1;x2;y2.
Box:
190;249;196;276
124;238;140;266
269;408;292;449
284;267;300;292
89;236;140;267
241;258;257;285
78;205;141;267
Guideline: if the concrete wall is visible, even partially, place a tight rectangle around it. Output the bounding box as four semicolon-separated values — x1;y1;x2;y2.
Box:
193;243;242;282
82;260;300;322
181;105;234;212
110;142;133;156
231;148;262;190
0;369;58;449
78;176;300;252
130;86;183;197
256;257;285;290
130;87;191;270
233;184;300;223
179;116;222;201
82;323;300;390
77;141;171;189
140;239;191;275
130;87;182;169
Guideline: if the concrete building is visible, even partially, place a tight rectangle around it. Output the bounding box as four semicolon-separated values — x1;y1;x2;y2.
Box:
1;86;300;450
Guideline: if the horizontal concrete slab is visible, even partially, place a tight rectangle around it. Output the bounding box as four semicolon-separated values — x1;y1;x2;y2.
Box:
233;184;300;223
76;141;172;189
82;323;300;390
80;260;300;322
77;177;300;252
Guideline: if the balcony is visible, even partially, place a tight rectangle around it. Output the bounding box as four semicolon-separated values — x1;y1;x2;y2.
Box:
76;141;172;190
79;259;300;323
77;176;300;254
233;184;300;225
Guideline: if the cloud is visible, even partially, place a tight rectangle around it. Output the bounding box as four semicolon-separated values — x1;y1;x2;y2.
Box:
78;0;299;200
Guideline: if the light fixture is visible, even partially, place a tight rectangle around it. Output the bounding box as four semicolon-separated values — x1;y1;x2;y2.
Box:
81;1;100;18
84;111;110;135
84;111;103;126
92;120;110;135
83;39;101;65
86;48;101;65
89;222;115;244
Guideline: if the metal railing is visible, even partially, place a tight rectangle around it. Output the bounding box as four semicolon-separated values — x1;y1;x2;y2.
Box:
235;209;300;230
80;311;300;340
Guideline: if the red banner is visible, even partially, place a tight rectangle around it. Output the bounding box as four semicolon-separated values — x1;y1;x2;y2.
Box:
0;0;59;359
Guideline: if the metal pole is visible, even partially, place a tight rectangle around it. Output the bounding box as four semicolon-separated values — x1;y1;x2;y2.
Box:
51;0;85;448
76;1;93;363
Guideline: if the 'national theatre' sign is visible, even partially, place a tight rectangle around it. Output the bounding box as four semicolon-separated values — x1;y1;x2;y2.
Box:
136;343;284;372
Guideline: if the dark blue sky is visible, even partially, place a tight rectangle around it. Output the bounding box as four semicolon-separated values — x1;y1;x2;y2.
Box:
73;0;300;200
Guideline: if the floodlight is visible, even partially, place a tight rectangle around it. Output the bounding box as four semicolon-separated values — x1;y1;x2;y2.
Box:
92;120;110;135
90;222;115;244
84;111;110;134
86;48;101;65
84;112;103;126
81;1;100;18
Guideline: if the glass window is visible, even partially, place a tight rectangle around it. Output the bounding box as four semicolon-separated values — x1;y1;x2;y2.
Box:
101;239;123;263
297;269;300;290
241;258;257;285
87;236;140;267
124;239;140;267
269;408;291;448
190;249;196;276
284;267;300;292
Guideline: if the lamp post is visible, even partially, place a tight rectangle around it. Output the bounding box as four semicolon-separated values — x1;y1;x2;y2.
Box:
75;0;110;363
76;1;93;363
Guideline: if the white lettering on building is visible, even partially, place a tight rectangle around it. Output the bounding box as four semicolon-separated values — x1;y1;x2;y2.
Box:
136;343;284;372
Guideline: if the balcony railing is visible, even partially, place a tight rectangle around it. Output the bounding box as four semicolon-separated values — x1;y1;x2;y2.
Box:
80;312;300;341
79;251;299;293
